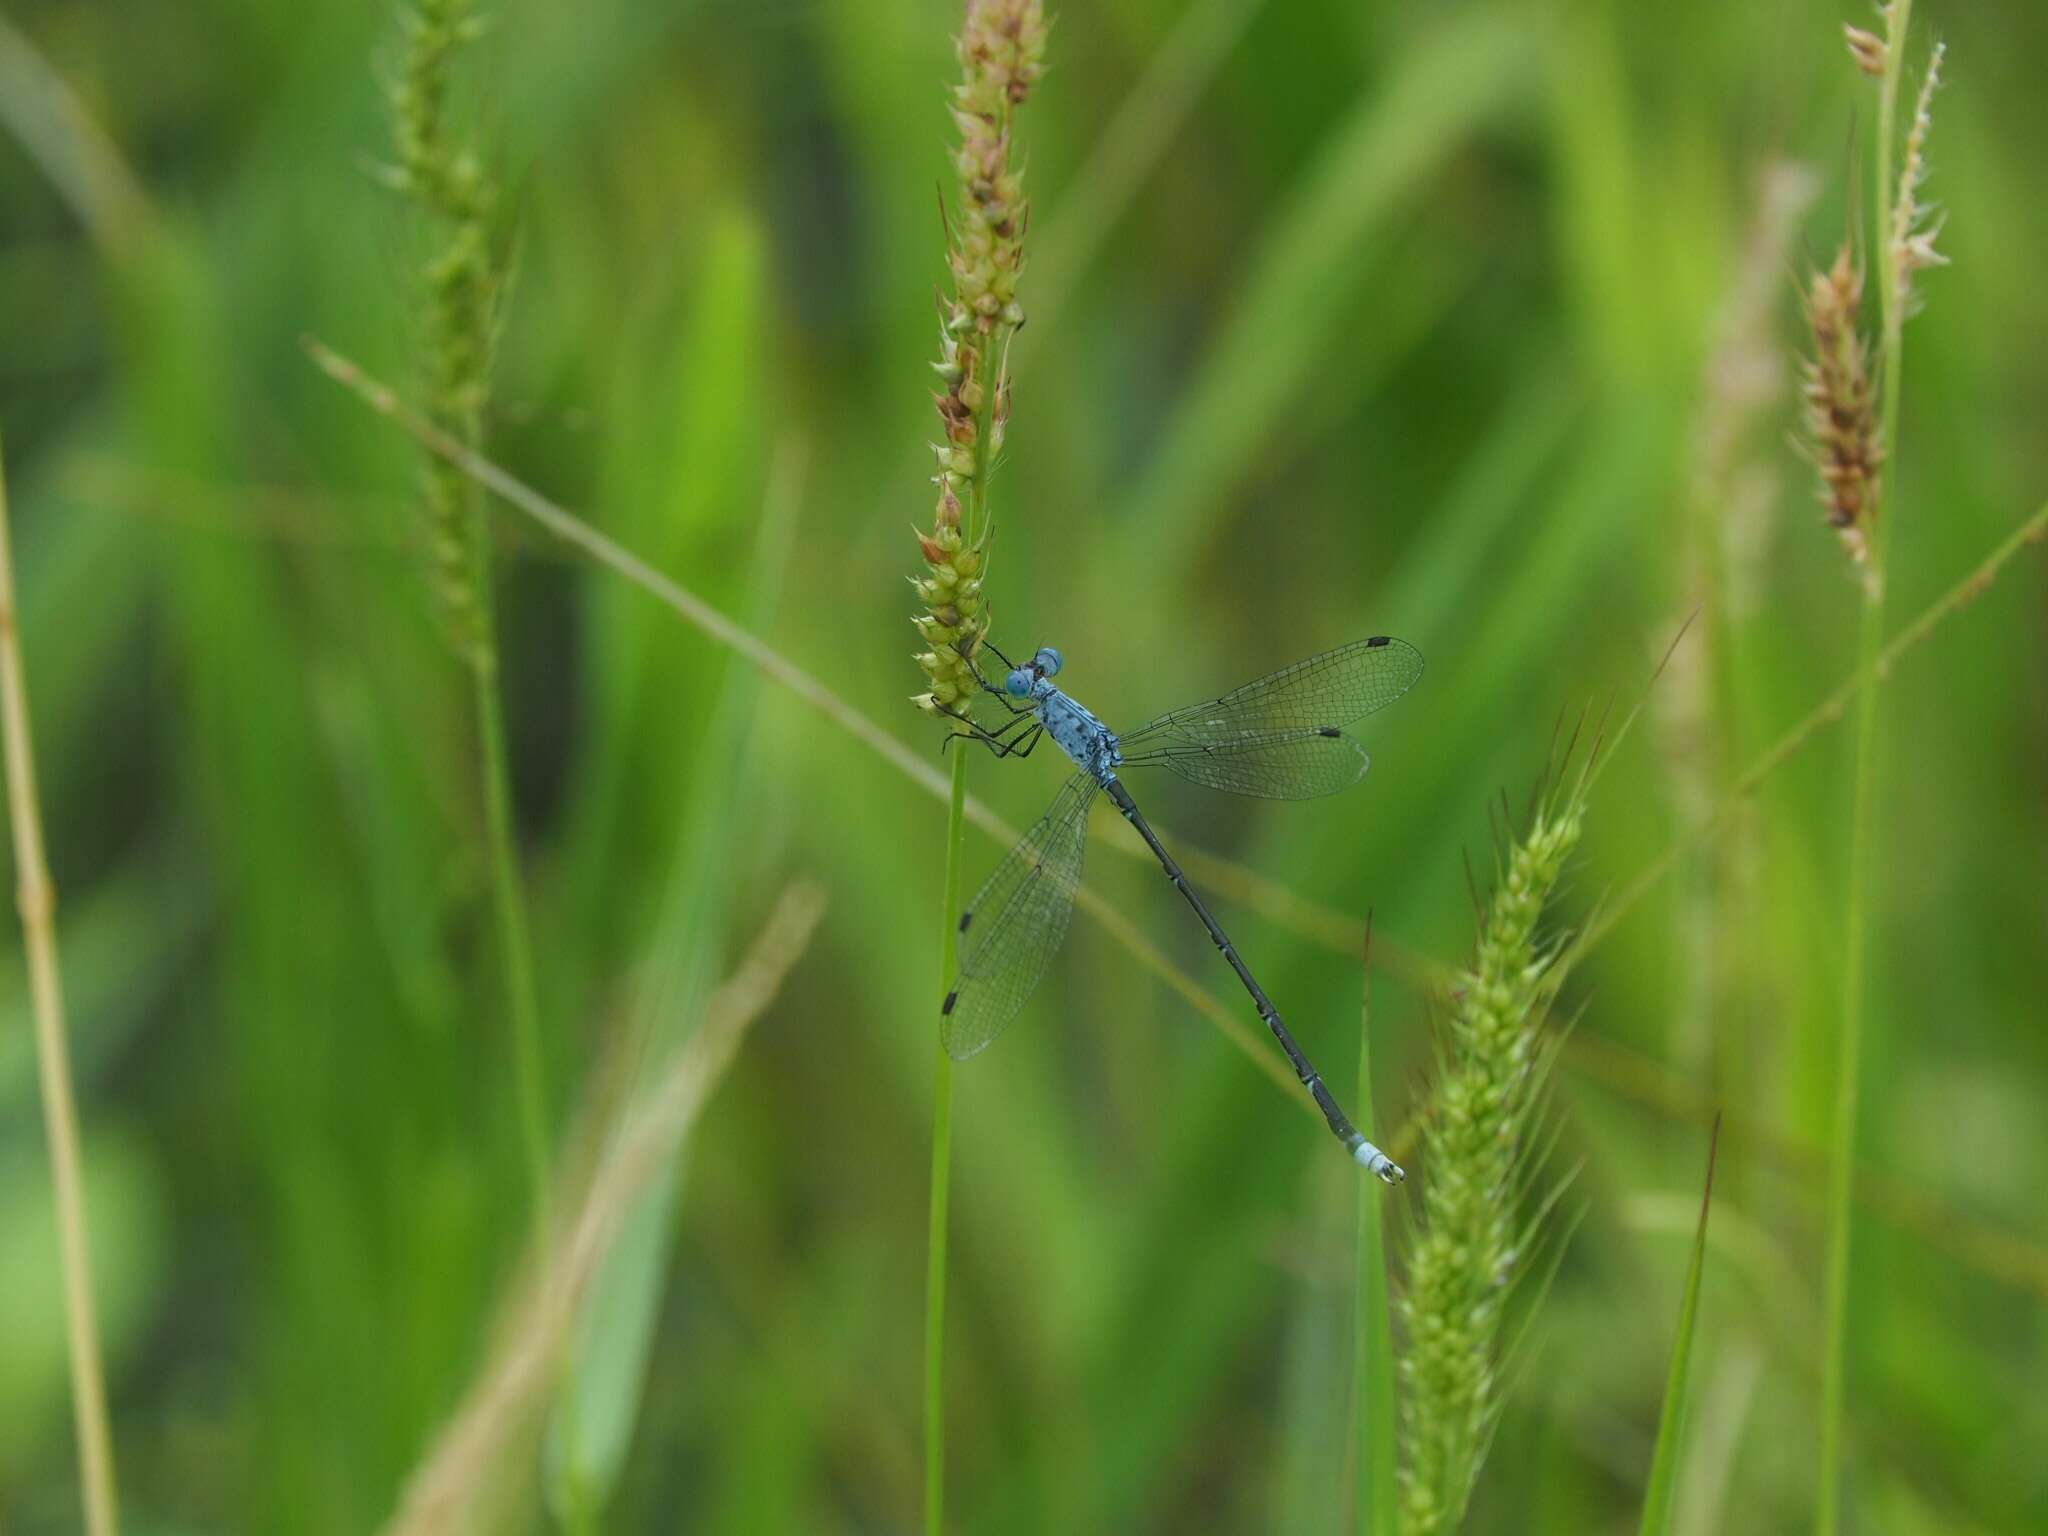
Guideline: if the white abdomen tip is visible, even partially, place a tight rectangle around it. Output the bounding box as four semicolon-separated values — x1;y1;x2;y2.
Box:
1354;1141;1405;1185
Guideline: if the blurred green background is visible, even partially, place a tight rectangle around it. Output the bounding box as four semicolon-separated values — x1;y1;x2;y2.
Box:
2;0;2044;1530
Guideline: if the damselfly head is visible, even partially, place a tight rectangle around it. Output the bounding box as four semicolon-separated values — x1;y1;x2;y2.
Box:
1033;646;1063;678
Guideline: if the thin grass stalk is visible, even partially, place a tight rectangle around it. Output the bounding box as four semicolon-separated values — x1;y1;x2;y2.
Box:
1819;7;1914;1526
388;0;552;1237
0;14;154;257
925;752;968;1536
1352;922;1397;1536
914;11;1046;1529
0;437;120;1536
1637;1115;1722;1536
473;586;552;1238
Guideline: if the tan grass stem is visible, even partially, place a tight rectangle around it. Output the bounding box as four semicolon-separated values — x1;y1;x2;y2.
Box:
381;881;827;1536
0;15;154;258
0;438;121;1536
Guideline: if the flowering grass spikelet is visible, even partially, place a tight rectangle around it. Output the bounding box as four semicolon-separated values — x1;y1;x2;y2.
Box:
1843;23;1887;78
1398;774;1588;1535
390;0;505;654
382;0;552;1236
910;0;1047;717
1800;247;1883;568
1890;41;1948;309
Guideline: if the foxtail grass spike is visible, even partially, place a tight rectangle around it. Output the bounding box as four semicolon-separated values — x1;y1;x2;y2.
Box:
911;0;1047;719
1399;768;1588;1535
385;0;551;1235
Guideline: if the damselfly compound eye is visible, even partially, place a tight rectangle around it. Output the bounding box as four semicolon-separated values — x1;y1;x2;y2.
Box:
1034;646;1063;677
1005;668;1032;697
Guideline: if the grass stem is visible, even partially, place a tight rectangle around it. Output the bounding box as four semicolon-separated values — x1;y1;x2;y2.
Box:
1637;1115;1722;1536
387;0;552;1242
925;750;969;1536
1352;921;1396;1536
0;436;121;1536
1818;6;1912;1527
471;592;553;1241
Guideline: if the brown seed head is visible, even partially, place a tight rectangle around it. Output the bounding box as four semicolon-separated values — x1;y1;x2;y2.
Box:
1844;24;1886;77
909;1;1048;717
1800;245;1884;566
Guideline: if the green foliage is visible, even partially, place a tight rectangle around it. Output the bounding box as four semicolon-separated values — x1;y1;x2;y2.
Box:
1;0;2045;1531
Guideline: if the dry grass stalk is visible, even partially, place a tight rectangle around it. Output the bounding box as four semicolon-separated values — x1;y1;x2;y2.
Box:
1660;160;1816;1069
0;440;121;1536
1697;160;1819;616
380;881;828;1536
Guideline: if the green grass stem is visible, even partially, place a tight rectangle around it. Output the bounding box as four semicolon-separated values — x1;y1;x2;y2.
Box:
925;751;968;1536
388;0;552;1244
1818;7;1913;1528
470;589;552;1242
1353;923;1397;1536
1637;1114;1722;1536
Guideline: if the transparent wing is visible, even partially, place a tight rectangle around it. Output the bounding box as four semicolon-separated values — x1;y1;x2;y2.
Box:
1125;727;1370;799
1118;635;1422;800
941;771;1098;1061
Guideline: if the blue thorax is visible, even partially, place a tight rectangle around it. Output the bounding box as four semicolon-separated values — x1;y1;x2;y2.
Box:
1035;682;1123;784
1001;644;1123;782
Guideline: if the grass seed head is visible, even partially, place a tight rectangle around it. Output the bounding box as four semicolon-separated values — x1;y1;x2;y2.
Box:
391;0;505;657
1891;42;1949;312
913;1;1048;716
1843;23;1887;78
1399;771;1588;1534
1800;245;1883;567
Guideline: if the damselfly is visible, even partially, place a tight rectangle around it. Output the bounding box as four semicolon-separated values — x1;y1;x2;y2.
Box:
938;635;1423;1181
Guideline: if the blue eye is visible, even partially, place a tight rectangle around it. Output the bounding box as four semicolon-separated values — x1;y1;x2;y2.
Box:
1005;668;1032;697
1034;647;1063;678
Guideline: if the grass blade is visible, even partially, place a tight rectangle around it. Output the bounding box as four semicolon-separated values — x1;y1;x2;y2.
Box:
542;211;777;1526
1352;920;1397;1536
1637;1113;1723;1536
381;882;828;1536
1110;6;1528;589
